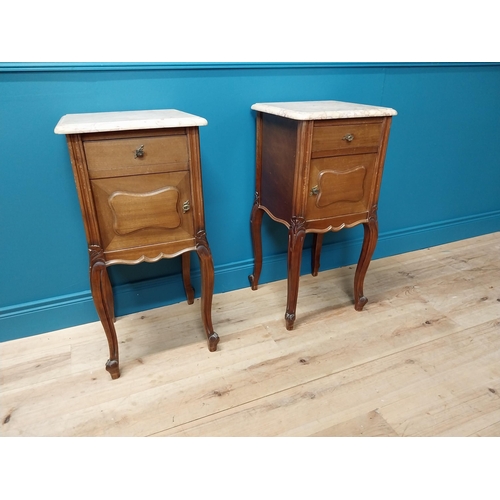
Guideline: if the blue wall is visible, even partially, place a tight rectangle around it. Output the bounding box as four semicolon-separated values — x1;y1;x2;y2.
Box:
1;63;500;342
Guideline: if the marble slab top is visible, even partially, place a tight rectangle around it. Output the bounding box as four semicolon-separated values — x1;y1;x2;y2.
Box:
54;109;207;134
251;100;397;120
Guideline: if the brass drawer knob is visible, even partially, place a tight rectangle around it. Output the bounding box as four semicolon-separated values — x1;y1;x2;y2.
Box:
134;145;145;158
342;133;354;142
183;200;191;213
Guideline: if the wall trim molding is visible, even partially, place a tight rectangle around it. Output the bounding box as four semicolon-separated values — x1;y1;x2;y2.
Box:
1;62;499;73
2;209;499;342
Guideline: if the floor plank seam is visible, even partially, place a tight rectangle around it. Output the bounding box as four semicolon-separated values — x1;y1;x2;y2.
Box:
2;232;499;437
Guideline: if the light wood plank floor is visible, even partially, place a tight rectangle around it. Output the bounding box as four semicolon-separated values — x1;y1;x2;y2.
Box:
1;232;499;437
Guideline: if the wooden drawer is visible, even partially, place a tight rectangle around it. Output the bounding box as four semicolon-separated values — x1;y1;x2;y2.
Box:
84;133;189;179
312;120;382;157
306;153;378;221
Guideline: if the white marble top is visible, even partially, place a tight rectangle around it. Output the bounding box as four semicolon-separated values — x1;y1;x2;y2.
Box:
54;109;207;134
251;100;397;120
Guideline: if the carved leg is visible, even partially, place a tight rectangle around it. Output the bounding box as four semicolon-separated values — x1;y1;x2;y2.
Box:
89;246;120;379
311;232;324;277
285;217;306;330
195;231;219;352
181;252;195;305
354;217;379;311
248;197;264;290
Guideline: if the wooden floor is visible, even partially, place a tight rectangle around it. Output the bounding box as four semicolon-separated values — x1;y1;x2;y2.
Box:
1;232;499;437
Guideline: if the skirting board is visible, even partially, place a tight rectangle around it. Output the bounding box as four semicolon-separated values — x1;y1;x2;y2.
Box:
1;210;499;342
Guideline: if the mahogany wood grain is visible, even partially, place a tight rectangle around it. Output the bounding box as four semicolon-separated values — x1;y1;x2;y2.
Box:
250;111;393;329
63;123;218;378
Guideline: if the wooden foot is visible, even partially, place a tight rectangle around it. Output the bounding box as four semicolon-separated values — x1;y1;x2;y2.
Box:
285;311;296;331
354;217;378;311
207;332;220;352
105;359;120;380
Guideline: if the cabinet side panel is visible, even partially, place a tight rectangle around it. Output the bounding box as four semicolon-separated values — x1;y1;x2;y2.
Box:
186;127;206;233
369;116;393;210
260;114;298;222
66;134;101;245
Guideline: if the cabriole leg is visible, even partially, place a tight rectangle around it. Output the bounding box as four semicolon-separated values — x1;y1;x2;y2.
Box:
248;197;264;290
181;251;195;305
195;231;219;352
311;232;324;277
285;217;306;330
354;217;378;311
89;246;120;379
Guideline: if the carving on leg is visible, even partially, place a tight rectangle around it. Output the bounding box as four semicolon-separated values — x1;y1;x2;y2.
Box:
89;245;120;379
248;192;264;290
195;230;219;352
311;233;324;277
285;217;306;330
181;252;195;305
354;215;379;311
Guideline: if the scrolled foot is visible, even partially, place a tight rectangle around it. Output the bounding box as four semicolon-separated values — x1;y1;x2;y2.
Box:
208;332;220;352
248;274;259;291
355;296;368;311
106;359;120;380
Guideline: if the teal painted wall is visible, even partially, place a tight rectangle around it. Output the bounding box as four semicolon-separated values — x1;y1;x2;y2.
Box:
1;63;500;342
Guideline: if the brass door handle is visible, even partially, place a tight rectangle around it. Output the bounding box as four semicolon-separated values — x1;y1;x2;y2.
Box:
183;200;191;213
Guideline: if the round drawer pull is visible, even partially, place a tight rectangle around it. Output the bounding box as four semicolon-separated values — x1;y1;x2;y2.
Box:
342;133;354;142
134;145;145;158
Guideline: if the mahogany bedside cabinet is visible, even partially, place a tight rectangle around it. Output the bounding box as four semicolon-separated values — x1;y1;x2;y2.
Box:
248;100;397;330
55;109;219;379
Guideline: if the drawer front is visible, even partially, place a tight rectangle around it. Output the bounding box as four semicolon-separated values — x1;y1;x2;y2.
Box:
312;121;382;157
306;154;378;220
90;172;194;254
84;134;189;178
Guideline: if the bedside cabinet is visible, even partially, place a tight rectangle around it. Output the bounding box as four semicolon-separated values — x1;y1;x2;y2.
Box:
55;109;219;379
248;101;397;330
